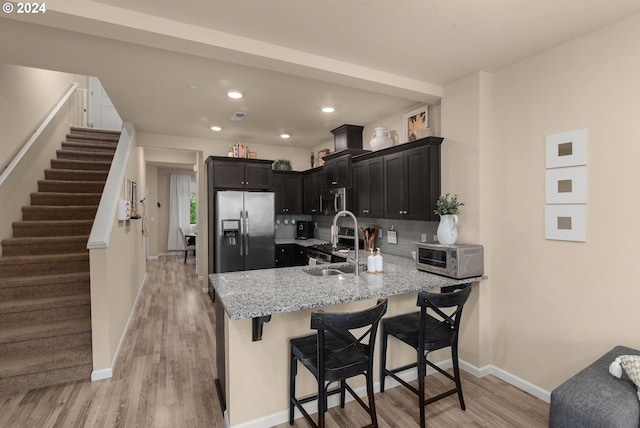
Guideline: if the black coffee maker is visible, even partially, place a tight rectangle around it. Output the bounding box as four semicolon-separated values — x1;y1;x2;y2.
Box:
296;221;314;240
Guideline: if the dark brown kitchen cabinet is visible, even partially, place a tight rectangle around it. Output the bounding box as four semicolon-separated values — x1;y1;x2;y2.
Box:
275;244;295;267
273;171;302;214
302;168;325;214
208;157;273;190
353;157;383;218
295;245;308;266
324;155;352;188
383;145;439;221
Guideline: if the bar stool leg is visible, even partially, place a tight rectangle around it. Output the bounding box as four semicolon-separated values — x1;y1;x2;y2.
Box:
452;344;466;410
367;371;379;427
418;350;427;428
289;351;297;425
379;327;388;392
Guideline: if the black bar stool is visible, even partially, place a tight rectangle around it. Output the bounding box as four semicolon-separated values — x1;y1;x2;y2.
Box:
379;284;472;428
289;299;388;428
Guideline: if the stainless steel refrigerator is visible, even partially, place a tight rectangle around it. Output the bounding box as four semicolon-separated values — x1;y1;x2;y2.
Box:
214;190;275;273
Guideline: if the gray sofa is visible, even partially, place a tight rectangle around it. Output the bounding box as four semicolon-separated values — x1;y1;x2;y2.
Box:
549;345;640;427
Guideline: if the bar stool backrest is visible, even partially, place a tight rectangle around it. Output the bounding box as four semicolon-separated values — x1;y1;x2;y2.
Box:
311;299;388;379
417;284;471;352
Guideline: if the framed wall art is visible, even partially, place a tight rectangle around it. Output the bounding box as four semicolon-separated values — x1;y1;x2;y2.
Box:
402;105;429;142
545;129;587;168
545;166;587;204
545;205;586;242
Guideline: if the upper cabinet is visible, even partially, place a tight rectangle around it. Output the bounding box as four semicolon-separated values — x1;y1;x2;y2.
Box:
323;154;352;188
273;171;303;214
303;168;325;214
207;157;273;190
323;125;366;189
380;140;442;221
353;157;383;218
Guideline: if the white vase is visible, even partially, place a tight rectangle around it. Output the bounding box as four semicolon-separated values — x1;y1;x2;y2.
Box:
437;214;458;245
370;127;393;151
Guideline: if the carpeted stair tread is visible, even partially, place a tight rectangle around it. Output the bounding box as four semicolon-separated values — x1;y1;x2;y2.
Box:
0;253;89;278
0;294;90;315
50;159;112;171
61;141;117;153
21;205;98;221
69;127;120;140
56;149;114;162
44;168;109;182
0;344;92;379
1;235;89;256
30;192;102;206
0;272;90;301
0;271;89;289
11;219;94;237
38;179;106;194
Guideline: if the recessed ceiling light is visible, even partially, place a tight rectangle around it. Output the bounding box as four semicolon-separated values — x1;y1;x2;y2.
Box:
227;90;243;99
280;134;291;139
322;106;335;113
210;126;222;131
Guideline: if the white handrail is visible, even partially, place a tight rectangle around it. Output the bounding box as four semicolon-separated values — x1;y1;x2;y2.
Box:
0;82;79;188
87;122;133;249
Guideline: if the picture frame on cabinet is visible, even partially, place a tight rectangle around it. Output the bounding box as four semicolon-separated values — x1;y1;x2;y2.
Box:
317;149;331;167
402;105;429;142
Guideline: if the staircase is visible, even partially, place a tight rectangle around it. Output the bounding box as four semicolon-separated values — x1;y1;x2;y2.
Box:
0;127;119;393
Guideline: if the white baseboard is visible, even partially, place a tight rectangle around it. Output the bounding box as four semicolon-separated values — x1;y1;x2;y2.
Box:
226;358;551;428
90;272;147;382
147;255;158;260
91;368;112;381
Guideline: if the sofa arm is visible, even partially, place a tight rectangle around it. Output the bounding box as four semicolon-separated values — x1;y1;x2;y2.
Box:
549;345;640;428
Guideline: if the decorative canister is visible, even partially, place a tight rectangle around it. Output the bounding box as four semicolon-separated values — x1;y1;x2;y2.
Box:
370;127;393;151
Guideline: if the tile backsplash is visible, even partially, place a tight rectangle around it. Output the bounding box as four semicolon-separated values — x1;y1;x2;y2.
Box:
314;216;438;259
275;214;439;260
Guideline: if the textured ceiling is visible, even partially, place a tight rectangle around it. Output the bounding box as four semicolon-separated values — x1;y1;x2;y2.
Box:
2;1;639;148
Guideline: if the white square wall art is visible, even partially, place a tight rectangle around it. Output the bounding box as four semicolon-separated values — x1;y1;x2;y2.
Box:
545;205;586;242
545;129;588;168
545;166;587;204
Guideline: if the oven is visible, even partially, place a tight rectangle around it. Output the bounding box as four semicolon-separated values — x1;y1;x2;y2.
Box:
306;227;361;265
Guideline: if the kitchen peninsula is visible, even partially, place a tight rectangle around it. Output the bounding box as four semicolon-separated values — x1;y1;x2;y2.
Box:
209;253;485;427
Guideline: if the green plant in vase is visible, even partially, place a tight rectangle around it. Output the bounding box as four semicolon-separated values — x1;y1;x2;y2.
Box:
434;193;464;244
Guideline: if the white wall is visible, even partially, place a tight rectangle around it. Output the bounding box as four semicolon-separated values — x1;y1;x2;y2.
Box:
0;64;88;247
487;13;640;391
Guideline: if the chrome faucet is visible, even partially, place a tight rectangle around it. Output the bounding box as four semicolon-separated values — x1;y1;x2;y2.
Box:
331;210;360;276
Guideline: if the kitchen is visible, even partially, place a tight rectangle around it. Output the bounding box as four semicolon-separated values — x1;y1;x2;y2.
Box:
207;122;487;426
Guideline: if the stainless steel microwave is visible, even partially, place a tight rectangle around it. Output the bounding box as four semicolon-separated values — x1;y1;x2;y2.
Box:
320;187;348;216
415;242;484;279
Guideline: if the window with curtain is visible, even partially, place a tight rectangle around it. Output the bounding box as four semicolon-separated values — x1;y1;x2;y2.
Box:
167;174;192;251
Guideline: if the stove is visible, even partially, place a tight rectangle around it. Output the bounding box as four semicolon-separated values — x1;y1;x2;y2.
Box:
306;227;363;264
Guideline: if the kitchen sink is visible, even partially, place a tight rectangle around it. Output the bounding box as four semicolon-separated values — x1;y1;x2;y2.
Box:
303;265;356;276
305;268;343;276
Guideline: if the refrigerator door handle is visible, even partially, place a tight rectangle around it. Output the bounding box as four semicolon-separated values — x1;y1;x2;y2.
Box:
239;210;244;256
334;193;339;213
244;211;250;255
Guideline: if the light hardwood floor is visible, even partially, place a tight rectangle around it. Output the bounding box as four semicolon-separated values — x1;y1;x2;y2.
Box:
0;256;549;427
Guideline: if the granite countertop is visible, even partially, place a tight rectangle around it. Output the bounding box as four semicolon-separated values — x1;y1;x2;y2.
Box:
209;253;486;321
275;238;328;247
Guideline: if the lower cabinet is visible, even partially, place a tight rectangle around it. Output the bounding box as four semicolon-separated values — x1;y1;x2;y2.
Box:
275;244;308;267
275;244;296;267
295;245;308;266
